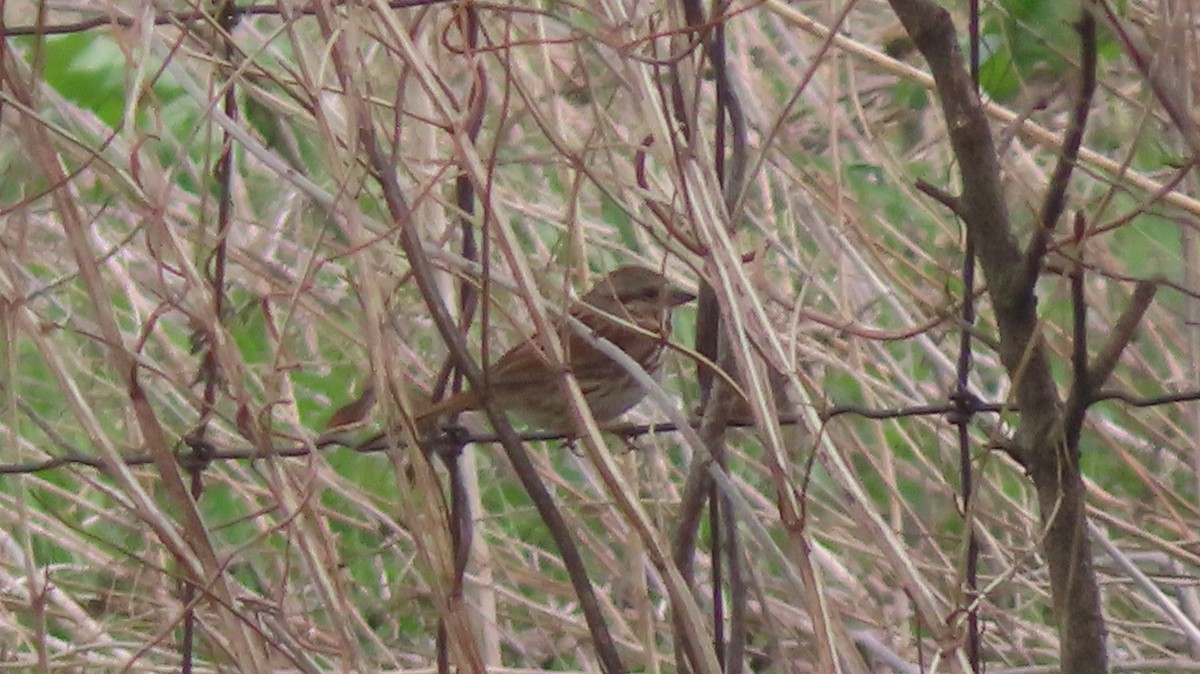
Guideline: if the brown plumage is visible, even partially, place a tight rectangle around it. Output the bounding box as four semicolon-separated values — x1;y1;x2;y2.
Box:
418;266;695;431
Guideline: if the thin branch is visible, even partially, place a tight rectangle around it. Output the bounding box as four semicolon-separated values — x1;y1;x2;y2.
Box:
1087;281;1158;392
1064;213;1089;451
1020;9;1097;299
914;179;966;220
1038;10;1097;233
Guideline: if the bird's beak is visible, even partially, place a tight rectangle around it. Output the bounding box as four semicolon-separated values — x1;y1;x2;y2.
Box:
669;286;697;306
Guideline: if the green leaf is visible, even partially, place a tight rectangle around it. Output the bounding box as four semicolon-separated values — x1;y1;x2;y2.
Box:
35;34;127;127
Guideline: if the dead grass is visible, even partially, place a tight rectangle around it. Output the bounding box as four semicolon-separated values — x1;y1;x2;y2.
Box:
1;0;1199;672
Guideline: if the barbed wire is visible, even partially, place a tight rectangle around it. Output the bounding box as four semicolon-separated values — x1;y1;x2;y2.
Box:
4;387;1196;476
0;0;439;38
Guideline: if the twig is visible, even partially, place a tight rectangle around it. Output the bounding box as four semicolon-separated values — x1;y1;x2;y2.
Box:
1064;213;1089;450
914;179;966;219
1087;281;1158;392
1020;9;1097;301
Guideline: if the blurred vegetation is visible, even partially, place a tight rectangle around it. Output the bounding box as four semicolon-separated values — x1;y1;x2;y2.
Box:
1;1;1198;672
